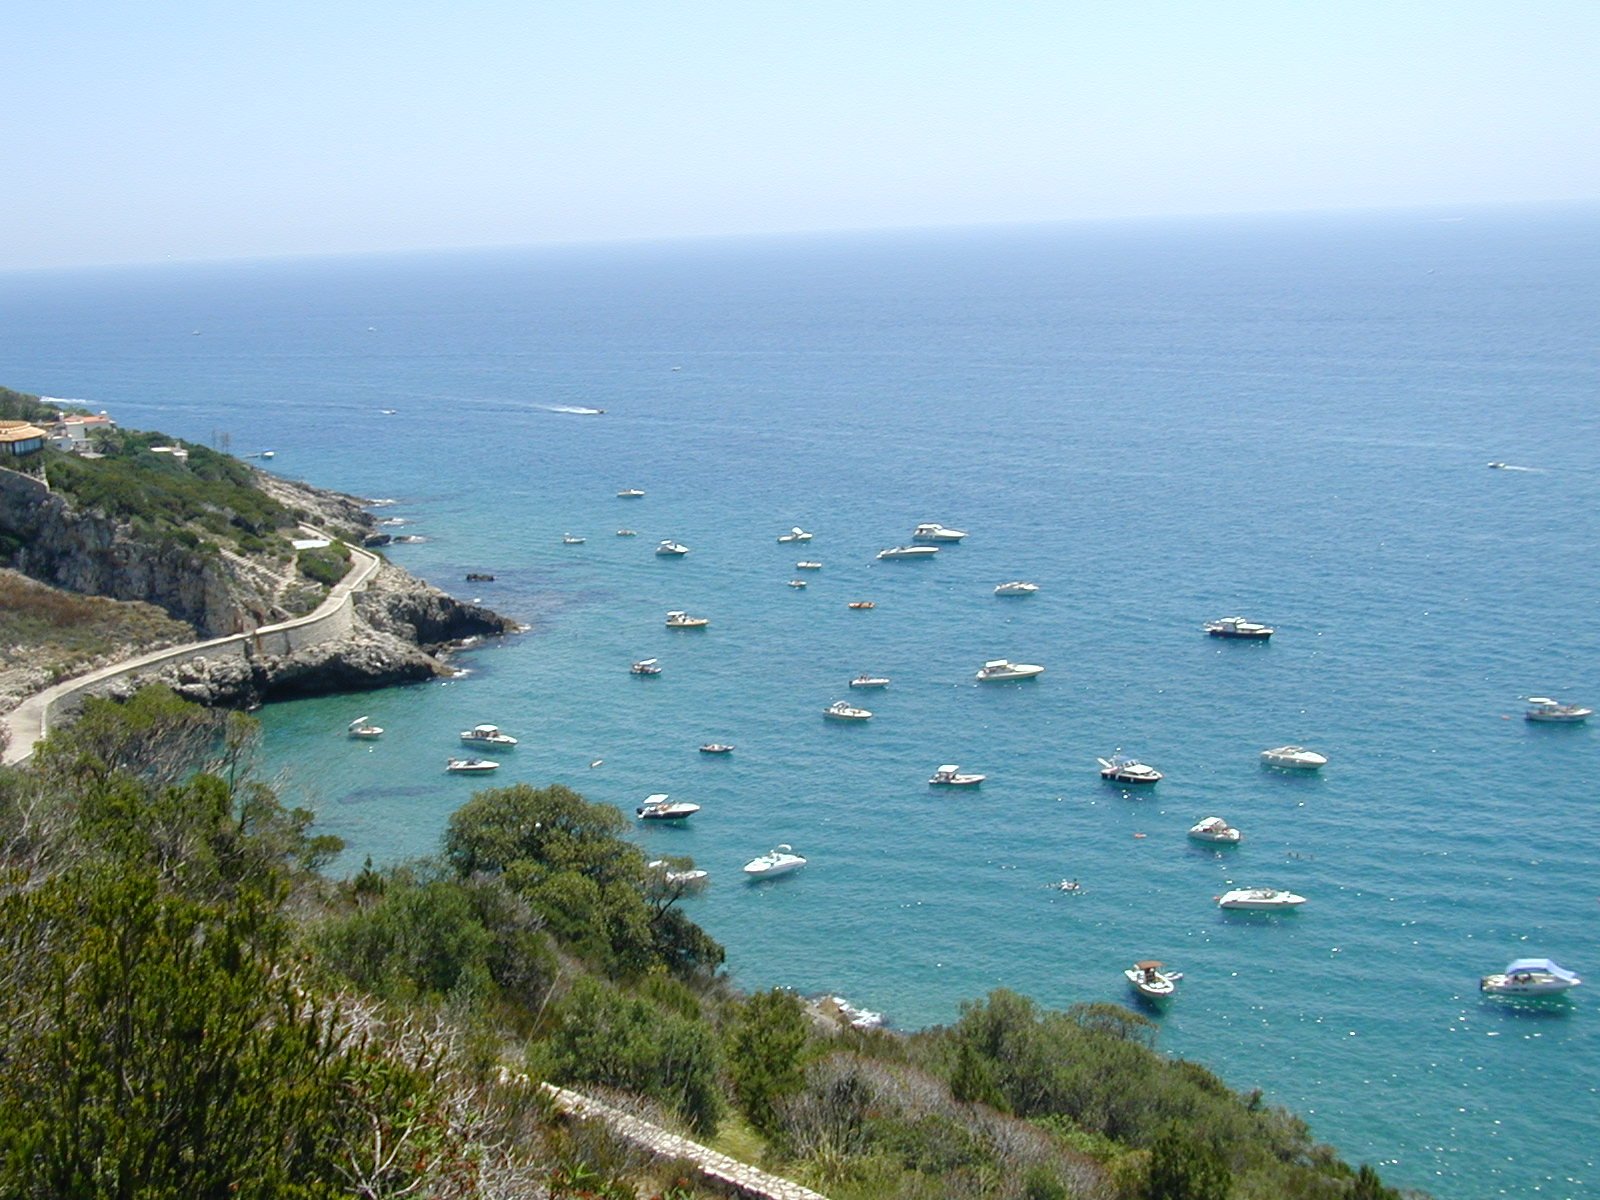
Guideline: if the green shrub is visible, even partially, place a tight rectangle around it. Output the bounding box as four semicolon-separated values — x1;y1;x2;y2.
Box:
541;975;723;1136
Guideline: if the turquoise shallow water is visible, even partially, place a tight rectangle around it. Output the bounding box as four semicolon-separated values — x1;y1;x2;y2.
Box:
4;206;1598;1198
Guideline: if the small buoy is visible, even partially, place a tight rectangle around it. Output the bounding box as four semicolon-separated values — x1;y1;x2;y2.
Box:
589;759;603;768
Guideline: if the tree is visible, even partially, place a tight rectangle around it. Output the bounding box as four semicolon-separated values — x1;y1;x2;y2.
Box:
726;988;812;1137
1146;1125;1231;1200
542;975;724;1136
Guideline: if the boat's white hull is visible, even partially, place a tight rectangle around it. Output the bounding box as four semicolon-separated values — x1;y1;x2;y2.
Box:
977;665;1044;681
1188;829;1241;844
930;775;985;787
1217;889;1305;910
1480;975;1580;996
1125;972;1178;1000
1526;712;1591;723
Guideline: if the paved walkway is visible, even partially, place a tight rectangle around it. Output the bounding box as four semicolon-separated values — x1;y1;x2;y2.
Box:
541;1084;830;1200
2;533;379;767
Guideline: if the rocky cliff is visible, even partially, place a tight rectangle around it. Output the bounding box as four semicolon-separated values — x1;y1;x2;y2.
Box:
0;462;520;717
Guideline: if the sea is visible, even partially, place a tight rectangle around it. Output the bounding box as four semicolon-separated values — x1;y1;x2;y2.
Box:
3;203;1597;1199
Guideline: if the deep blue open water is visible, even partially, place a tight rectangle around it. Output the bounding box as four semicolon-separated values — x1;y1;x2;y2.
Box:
3;205;1597;1198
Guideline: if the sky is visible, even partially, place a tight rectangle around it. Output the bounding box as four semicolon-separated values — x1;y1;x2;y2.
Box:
4;1;1598;269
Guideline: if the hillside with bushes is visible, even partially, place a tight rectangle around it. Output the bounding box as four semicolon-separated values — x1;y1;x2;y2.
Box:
0;686;1421;1200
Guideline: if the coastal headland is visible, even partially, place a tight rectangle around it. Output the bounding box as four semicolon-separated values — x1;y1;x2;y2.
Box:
0;390;519;760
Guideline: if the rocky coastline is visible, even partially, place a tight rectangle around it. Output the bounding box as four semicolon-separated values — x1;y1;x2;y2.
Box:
152;560;519;711
1;459;520;729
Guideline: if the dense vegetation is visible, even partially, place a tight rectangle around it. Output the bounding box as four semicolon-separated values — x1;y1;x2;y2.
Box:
42;429;295;557
0;687;1422;1199
0;384;71;424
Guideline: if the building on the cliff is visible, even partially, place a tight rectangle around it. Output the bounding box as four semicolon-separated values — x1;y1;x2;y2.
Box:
46;412;115;452
0;421;46;457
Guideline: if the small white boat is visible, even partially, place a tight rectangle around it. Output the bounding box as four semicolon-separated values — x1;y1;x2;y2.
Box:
460;724;518;748
1480;958;1582;996
777;526;814;543
1204;616;1274;639
847;600;875;610
911;522;966;542
975;659;1044;682
1217;887;1306;911
1125;960;1182;1002
260;450;275;459
994;581;1039;596
445;757;499;773
616;529;637;536
1099;754;1162;784
665;610;709;628
630;658;662;676
1188;817;1242;844
1487;461;1508;469
617;488;645;498
562;534;586;545
655;540;690;556
648;860;709;887
796;560;823;570
1525;697;1592;723
877;545;939;560
636;794;701;821
699;743;734;754
788;579;808;589
743;844;807;879
929;764;985;786
1260;745;1327;769
347;715;384;739
849;674;890;688
824;700;872;721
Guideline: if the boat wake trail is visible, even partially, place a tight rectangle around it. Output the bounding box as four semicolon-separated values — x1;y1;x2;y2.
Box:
539;404;605;415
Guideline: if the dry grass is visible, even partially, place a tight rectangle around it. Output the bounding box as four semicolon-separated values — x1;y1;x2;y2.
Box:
0;569;194;708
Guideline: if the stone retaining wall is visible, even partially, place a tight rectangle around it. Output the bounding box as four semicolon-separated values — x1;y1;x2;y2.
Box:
541;1084;830;1200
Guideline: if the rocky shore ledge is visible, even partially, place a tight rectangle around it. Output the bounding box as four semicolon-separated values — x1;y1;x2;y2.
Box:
1;458;521;734
152;560;520;711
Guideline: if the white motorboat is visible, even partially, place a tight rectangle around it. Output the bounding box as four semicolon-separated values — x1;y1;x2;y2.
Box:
1260;745;1327;769
1204;616;1274;639
636;794;701;821
849;674;890;688
699;743;734;754
824;700;872;721
460;724;518;748
1099;754;1162;784
616;529;637;536
630;658;662;676
796;560;823;570
788;579;807;588
743;844;807;879
975;659;1044;682
877;545;939;560
655;540;690;556
665;610;709;628
994;581;1039;596
617;488;645;498
1480;958;1582;996
847;601;875;610
648;859;709;887
911;522;966;542
1188;817;1242;844
1525;696;1592;723
562;533;586;545
1217;887;1306;911
929;764;985;786
1125;960;1182;1002
777;526;814;543
445;757;499;773
347;715;384;739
